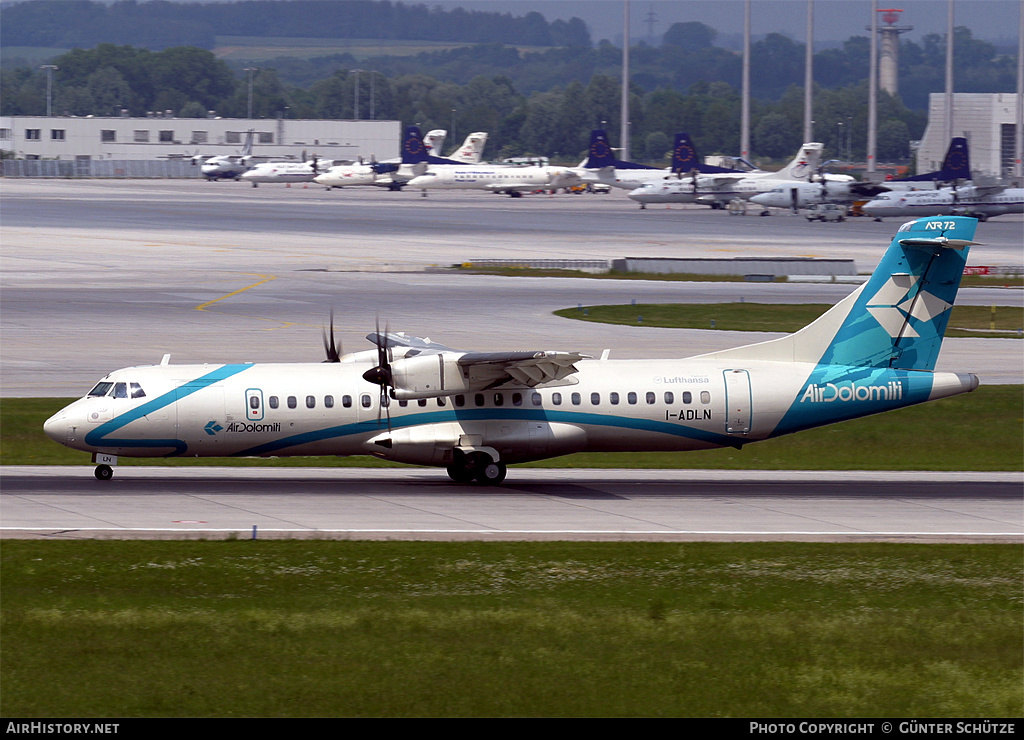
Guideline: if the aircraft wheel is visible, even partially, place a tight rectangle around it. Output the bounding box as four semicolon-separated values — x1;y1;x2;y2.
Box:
475;461;507;486
95;464;113;481
446;462;476;484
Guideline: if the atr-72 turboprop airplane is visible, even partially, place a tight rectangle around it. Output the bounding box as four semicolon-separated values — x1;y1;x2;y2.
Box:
44;217;980;485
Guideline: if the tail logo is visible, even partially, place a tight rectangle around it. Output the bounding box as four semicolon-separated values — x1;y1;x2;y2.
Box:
865;274;952;339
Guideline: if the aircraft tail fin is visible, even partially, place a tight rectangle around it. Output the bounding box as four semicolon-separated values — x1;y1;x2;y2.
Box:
451;132;488;163
241;129;255;158
583;129;617;169
671;133;739;174
699;216;978;372
424;129;447;157
763;142;822;181
401;126;431;164
900;137;971;183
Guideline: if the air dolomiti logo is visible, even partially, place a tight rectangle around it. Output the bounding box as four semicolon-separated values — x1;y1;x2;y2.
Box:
865;274;952;338
800;380;903;404
206;420;281;435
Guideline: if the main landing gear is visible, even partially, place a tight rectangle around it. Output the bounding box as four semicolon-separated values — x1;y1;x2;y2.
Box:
446;450;507;486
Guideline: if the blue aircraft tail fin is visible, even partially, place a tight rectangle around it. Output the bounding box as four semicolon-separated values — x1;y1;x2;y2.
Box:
401;126;430;165
899;137;970;183
671;133;739;174
582;129;657;170
701;216;978;372
401;126;465;166
814;216;977;370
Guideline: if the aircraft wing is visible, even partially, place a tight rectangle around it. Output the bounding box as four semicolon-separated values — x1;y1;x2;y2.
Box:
847;181;892;198
456;350;590;387
367;332;590;391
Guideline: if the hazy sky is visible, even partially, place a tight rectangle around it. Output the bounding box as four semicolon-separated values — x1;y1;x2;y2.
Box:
427;0;1022;48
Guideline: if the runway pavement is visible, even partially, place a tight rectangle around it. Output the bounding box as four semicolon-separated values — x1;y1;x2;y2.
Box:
2;178;1021;395
2;466;1020;543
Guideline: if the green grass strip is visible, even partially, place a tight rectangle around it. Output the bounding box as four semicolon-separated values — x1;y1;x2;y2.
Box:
3;386;1021;471
555;303;1024;338
2;540;1020;718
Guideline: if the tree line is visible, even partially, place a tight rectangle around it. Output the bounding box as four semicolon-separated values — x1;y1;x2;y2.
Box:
1;17;1015;169
0;0;592;51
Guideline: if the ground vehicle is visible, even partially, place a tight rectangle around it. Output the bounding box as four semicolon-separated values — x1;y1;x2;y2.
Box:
805;203;847;222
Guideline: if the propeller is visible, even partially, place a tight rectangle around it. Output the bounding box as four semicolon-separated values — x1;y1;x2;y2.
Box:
361;318;393;431
322;309;341;363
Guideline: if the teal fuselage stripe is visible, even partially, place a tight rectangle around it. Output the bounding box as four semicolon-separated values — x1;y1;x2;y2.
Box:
83;364;254;455
232;406;736;457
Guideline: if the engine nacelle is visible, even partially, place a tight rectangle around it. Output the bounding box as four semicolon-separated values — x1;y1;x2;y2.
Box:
389;353;470;399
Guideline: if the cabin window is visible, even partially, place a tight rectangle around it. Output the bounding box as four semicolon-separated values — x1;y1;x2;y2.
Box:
531;392;542;406
610;392;619;405
360;394;371;408
418;399;428;407
250;395;261;410
398;400;409;407
682;391;692;404
269;396;279;409
287;396;297;409
627;391;637;405
437;397;446;407
474;394;485;407
552;392;562;405
664;391;674;404
700;391;711;404
571;392;581;405
646;391;656;405
324;395;334;408
455;395;465;407
512;392;523;407
306;396;316;409
591;392;600;405
342;395;352;408
493;393;504;406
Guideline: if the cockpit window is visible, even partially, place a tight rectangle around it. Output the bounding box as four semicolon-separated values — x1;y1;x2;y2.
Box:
113;382;128;399
88;382;113;397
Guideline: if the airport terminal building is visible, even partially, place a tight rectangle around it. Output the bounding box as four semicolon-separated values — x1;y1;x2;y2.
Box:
916;93;1022;181
0;115;401;175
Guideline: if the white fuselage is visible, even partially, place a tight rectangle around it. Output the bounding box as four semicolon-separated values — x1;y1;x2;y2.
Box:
862;188;1024;219
405;165;582;193
240;161;333;184
201;156;250;180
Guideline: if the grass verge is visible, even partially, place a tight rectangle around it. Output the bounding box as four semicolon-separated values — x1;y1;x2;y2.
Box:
3;386;1021;471
2;540;1020;718
555;303;1024;338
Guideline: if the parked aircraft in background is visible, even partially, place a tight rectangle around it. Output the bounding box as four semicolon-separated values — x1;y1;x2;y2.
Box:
44;216;981;486
404;130;578;195
861;185;1024;220
748;138;973;211
577;130;745;192
314;131;490;190
628;142;845;210
198;130;255;181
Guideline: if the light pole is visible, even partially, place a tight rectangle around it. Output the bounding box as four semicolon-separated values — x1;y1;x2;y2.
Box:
352;69;363;119
40;65;58;117
244;68;257;119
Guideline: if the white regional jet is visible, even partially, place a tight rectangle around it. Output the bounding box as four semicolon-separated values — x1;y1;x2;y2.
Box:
628;142;852;211
579;130;745;193
862;185;1024;221
748;138;974;212
314;131;489;190
404;143;581;196
198;130;256;181
45;216;981;485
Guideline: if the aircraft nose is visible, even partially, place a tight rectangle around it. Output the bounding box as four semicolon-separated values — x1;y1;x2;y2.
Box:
43;409;67;443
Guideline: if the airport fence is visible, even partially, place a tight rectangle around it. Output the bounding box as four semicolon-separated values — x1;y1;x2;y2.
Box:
1;160;200;178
